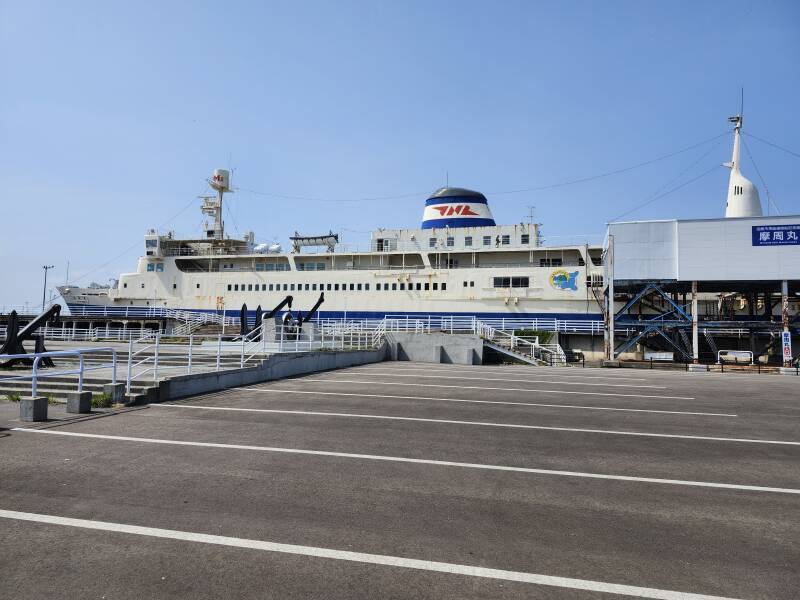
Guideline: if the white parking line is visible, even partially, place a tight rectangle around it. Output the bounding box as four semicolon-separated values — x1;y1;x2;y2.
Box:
0;510;740;600
12;429;798;495
351;365;650;382
155;404;795;445
323;371;665;389
297;378;695;400
249;389;736;417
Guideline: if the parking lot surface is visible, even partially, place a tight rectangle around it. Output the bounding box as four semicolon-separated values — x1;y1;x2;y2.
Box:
2;362;799;599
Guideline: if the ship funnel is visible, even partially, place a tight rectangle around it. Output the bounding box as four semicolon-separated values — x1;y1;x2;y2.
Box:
421;187;496;229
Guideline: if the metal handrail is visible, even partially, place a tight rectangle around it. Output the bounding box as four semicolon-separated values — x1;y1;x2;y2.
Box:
0;348;117;396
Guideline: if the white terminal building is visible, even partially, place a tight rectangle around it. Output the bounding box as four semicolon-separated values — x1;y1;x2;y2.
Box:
605;115;798;366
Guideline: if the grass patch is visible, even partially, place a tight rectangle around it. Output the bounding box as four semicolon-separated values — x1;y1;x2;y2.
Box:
5;392;21;402
46;396;59;406
92;392;113;408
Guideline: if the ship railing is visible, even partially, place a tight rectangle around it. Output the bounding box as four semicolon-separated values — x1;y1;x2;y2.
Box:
65;305;238;326
313;315;605;335
0;348;118;397
380;314;605;335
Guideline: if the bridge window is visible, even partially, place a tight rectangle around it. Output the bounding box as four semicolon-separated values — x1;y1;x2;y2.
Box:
442;283;446;291
234;284;239;291
433;283;438;290
196;284;199;289
493;277;510;288
268;284;273;291
349;283;355;291
365;283;370;291
399;283;405;290
147;264;155;272
123;283;127;288
334;284;339;291
424;282;430;291
464;236;472;247
483;236;491;246
173;283;177;289
283;284;288;291
305;284;310;291
392;283;397;290
511;277;529;288
501;235;510;245
228;284;232;291
446;237;454;247
357;283;362;291
540;258;562;267
416;283;421;291
521;234;530;244
248;284;253;291
429;238;436;248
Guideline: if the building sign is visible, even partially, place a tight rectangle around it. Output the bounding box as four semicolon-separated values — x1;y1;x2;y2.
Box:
783;332;793;363
752;224;800;246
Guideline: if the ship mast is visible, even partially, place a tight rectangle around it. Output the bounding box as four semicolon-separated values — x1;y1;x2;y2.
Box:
202;169;232;240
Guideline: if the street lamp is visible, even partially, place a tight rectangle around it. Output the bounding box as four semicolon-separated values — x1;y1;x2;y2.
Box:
42;265;54;312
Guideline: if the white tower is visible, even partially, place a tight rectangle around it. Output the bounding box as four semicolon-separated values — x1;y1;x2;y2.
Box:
724;115;762;218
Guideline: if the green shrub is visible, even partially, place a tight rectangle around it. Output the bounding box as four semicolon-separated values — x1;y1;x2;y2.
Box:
46;396;59;405
6;392;21;402
91;392;113;408
513;329;554;345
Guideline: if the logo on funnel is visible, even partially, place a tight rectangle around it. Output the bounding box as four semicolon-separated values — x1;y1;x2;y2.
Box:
432;205;479;217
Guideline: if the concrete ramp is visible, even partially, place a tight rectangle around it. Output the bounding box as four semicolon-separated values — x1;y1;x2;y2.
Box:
483;341;541;365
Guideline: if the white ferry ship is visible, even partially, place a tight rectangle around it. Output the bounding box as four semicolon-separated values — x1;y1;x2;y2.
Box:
59;170;605;323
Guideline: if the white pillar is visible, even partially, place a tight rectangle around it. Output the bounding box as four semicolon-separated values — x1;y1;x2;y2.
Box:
691;281;698;363
605;234;615;360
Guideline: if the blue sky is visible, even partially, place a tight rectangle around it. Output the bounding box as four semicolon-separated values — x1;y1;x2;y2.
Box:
1;0;798;308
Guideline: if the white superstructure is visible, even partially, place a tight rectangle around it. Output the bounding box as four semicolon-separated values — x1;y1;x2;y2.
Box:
60;178;605;322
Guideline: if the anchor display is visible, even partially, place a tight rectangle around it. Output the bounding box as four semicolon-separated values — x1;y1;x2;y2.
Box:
0;305;62;367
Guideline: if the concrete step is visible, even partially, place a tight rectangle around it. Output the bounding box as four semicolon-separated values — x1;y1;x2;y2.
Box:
0;381;150;401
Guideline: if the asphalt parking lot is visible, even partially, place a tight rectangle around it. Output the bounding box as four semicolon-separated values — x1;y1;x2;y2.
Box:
1;362;799;599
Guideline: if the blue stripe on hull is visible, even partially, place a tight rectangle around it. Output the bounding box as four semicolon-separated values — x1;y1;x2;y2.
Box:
66;303;603;322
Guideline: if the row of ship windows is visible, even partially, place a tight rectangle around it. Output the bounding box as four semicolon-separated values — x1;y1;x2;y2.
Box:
430;234;530;248
126;277;530;291
226;282;450;292
220;277;529;293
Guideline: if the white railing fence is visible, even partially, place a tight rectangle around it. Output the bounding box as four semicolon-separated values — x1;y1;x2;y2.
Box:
0;348;118;396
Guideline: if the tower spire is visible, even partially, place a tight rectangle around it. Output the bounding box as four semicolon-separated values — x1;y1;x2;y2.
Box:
723;109;762;218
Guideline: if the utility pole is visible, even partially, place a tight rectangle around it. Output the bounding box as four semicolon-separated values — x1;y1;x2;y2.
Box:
42;265;54;312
